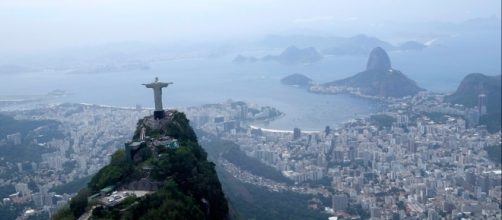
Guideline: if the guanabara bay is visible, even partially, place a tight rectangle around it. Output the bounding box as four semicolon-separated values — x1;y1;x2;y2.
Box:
0;1;501;220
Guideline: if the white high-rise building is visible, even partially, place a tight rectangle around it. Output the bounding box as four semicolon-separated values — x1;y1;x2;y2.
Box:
15;183;31;197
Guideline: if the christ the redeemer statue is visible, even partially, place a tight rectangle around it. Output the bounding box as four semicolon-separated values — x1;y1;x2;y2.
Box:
143;77;173;119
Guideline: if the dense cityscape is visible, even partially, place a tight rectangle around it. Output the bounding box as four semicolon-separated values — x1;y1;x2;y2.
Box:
0;86;501;219
1;1;501;220
187;92;501;219
0;103;150;218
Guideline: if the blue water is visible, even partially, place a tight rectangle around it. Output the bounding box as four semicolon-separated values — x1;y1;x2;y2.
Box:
0;37;499;130
0;57;381;130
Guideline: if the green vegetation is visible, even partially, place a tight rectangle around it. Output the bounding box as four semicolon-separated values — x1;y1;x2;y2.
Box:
164;112;198;141
122;180;205;220
69;188;91;218
91;195;139;219
51;175;93;195
445;74;500;109
0;114;59;137
479;113;501;133
0;143;48;163
217;166;329;220
222;144;293;184
281;73;313;87
0;203;30;220
149;140;228;219
396;200;406;210
54;112;228;220
199;132;292;184
133;112;197;141
51;205;73;220
88;150;132;191
445;73;501;132
370;114;396;129
196;130;236;159
0;114;63;163
326;68;424;98
347;203;370;219
485;145;502;165
0;183;14;199
198;131;330;219
424;112;449;124
27;212;50;220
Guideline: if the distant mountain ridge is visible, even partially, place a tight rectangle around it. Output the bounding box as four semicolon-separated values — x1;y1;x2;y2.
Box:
322;34;395;56
233;46;323;65
324;47;424;98
259;34;426;56
234;34;429;65
263;46;323;65
398;41;427;51
445;73;501;132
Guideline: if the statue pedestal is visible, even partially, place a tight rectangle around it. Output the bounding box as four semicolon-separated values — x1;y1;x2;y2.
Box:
153;110;165;120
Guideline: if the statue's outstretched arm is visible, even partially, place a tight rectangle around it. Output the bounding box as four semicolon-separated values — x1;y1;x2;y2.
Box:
159;82;173;87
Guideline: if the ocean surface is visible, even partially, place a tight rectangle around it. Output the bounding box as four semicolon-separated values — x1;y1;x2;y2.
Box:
0;42;500;130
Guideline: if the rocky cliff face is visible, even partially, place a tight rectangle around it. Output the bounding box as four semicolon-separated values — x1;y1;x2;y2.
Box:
325;47;423;98
54;111;229;220
366;47;392;71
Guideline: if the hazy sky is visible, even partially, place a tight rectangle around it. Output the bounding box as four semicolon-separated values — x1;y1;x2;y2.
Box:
1;0;500;53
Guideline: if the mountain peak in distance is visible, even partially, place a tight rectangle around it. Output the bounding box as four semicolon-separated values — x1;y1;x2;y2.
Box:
366;47;391;71
324;47;424;98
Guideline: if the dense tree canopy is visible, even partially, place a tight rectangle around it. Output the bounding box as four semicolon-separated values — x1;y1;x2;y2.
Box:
53;112;228;220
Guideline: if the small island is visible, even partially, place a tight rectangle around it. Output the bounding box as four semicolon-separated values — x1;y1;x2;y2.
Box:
280;73;313;87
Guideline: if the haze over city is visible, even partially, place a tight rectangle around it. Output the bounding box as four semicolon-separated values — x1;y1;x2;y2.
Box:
1;0;501;52
0;1;500;220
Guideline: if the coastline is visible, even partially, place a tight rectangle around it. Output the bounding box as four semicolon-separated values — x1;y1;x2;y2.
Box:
249;125;321;134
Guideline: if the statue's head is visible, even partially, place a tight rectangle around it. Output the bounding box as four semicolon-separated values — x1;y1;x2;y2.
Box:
155;77;159;82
